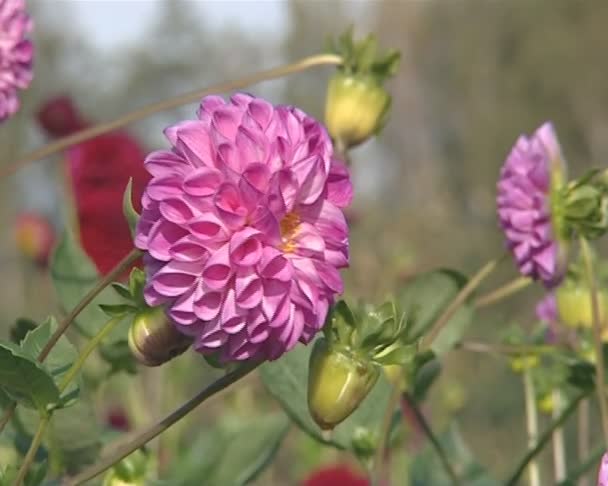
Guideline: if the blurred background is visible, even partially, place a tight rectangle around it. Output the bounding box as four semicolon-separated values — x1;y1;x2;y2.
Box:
2;0;608;483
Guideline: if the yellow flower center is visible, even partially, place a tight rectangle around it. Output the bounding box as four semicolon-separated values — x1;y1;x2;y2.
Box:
279;212;300;253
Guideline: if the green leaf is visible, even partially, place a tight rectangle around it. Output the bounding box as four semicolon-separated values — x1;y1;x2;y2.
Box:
20;317;79;405
50;231;127;341
410;354;441;403
260;339;392;451
99;303;136;318
111;282;133;301
123;178;140;237
165;414;289;486
0;342;60;411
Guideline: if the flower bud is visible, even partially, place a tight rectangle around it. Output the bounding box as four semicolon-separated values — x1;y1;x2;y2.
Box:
128;307;192;367
325;73;391;148
102;449;147;486
14;213;55;267
37;96;86;138
556;283;608;328
308;338;379;430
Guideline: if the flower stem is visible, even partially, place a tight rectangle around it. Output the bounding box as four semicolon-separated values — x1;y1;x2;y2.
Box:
0;54;342;180
579;235;608;447
423;258;500;349
12;415;49;486
505;390;588;486
577;399;590;486
65;361;260;485
402;393;461;485
474;276;532;309
523;369;541;486
457;340;558;357
557;442;604;486
11;315;124;484
372;384;401;486
0;249;141;437
552;389;567;482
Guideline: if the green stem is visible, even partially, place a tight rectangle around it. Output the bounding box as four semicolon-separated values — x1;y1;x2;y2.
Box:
402;393;461;486
523;369;541;486
0;54;342;180
58;316;123;392
0;249;142;438
457;340;557;357
557;443;604;486
474;276;532;309
12;415;49;486
65;361;260;485
552;389;567;482
11;316;123;484
372;384;401;486
423;258;500;348
580;235;608;447
505;391;588;486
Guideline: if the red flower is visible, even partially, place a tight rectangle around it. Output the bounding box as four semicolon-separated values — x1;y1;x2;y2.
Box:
302;464;369;486
106;406;130;432
14;212;55;267
37;97;149;275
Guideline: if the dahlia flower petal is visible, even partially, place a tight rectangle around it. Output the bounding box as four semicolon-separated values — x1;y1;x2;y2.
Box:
137;94;350;361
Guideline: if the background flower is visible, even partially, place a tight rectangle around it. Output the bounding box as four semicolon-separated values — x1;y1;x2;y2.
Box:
0;0;33;122
136;93;351;362
497;122;565;288
14;212;54;267
37;96;149;275
301;464;369;486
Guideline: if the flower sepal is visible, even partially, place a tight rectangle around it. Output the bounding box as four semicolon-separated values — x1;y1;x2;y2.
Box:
325;28;399;148
562;169;608;240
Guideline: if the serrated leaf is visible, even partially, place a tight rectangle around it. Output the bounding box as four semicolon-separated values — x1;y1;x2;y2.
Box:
123;178;140;237
20;317;79;405
260;339;392;451
50;231;128;342
0;342;60;411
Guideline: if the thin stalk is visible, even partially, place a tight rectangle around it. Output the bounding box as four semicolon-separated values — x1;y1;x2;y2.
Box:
373;385;401;486
457;341;557;357
423;258;500;348
12;316;123;484
505;391;588;486
557;443;605;486
0;54;342;179
12;415;49;486
552;389;567;482
0;250;141;437
580;236;608;447
474;276;532;309
523;369;541;486
577;399;590;486
65;361;260;485
402;393;461;486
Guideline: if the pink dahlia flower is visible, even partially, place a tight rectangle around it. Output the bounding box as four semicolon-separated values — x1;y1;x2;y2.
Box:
0;0;33;122
136;93;352;362
497;122;566;288
598;452;608;486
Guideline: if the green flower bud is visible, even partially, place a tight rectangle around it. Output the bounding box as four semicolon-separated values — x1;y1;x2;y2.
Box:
325;73;391;148
308;338;379;430
556;283;608;329
128;306;192;367
102;448;147;486
325;28;399;149
351;426;378;460
561;169;608;240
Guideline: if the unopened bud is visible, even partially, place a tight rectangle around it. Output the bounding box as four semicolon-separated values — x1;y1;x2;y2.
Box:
102;448;147;486
307;338;379;430
128;307;192;367
556;284;608;328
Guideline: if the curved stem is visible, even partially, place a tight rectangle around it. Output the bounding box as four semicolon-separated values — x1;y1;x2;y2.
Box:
0;249;141;437
12;415;49;486
423;258;500;349
580;236;608;447
523;369;541;486
474;276;532;309
0;54;342;179
58;316;123;392
402;393;461;485
372;385;401;486
65;361;260;485
505;391;588;486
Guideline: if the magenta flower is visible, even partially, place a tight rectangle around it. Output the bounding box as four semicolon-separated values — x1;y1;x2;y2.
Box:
0;0;33;122
497;122;566;288
136;94;352;362
536;293;558;343
598;452;608;486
